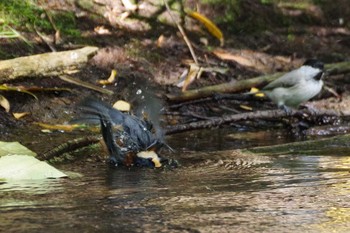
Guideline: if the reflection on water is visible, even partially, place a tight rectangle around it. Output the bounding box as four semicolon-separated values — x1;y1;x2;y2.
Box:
1;129;350;232
0;179;63;194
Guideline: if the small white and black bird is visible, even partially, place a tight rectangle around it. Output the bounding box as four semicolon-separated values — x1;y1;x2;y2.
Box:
262;59;324;111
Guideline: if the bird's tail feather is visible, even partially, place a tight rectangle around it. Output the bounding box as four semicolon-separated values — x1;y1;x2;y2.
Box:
72;97;126;164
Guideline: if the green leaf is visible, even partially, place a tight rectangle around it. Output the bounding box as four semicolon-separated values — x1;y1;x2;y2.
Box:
0;141;36;157
0;155;67;180
0;141;68;180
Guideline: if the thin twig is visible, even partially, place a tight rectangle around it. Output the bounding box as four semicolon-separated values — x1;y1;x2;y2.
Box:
45;9;62;45
35;28;56;52
163;0;198;65
59;75;114;95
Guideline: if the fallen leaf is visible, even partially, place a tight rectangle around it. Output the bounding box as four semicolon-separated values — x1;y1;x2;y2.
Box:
250;87;265;97
13;112;30;119
113;100;131;112
181;63;202;91
188;11;224;46
157;34;165;47
98;69;117;85
177;64;228;91
0;155;67;180
0;141;36;157
213;48;300;73
0;141;67;180
121;0;137;11
214;50;254;67
94;26;111;35
240;105;253;111
0;95;10;112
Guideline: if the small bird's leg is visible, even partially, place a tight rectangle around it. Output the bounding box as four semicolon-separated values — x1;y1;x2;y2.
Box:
280;105;293;115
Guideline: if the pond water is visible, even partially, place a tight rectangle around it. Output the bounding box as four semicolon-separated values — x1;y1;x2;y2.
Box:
1;129;350;232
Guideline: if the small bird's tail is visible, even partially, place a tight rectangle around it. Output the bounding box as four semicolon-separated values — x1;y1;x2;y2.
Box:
73;97;125;125
72;97;127;165
99;115;124;165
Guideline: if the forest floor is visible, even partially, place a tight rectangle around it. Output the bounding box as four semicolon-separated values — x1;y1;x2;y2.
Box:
1;0;350;153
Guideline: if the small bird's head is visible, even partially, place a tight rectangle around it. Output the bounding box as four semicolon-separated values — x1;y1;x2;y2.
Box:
303;59;324;71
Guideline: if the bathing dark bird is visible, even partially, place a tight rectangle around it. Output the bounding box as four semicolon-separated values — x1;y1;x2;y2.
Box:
74;97;173;168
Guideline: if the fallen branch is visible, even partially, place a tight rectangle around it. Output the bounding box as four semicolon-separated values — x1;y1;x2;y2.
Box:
165;108;343;134
0;46;99;82
167;61;350;102
38;136;101;161
167;72;281;102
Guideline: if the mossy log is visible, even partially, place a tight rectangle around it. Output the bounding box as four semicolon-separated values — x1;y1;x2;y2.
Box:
0;46;98;82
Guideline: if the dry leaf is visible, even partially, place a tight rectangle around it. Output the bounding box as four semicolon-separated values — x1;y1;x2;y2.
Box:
177;64;227;91
0;95;10;112
176;69;189;88
121;0;137;11
250;87;265;97
113;100;131;112
157;34;166;47
182;64;202;92
213;48;300;73
98;69;117;85
213;49;254;67
240;105;253;111
94;26;111;35
13;112;30;119
188;11;224;46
